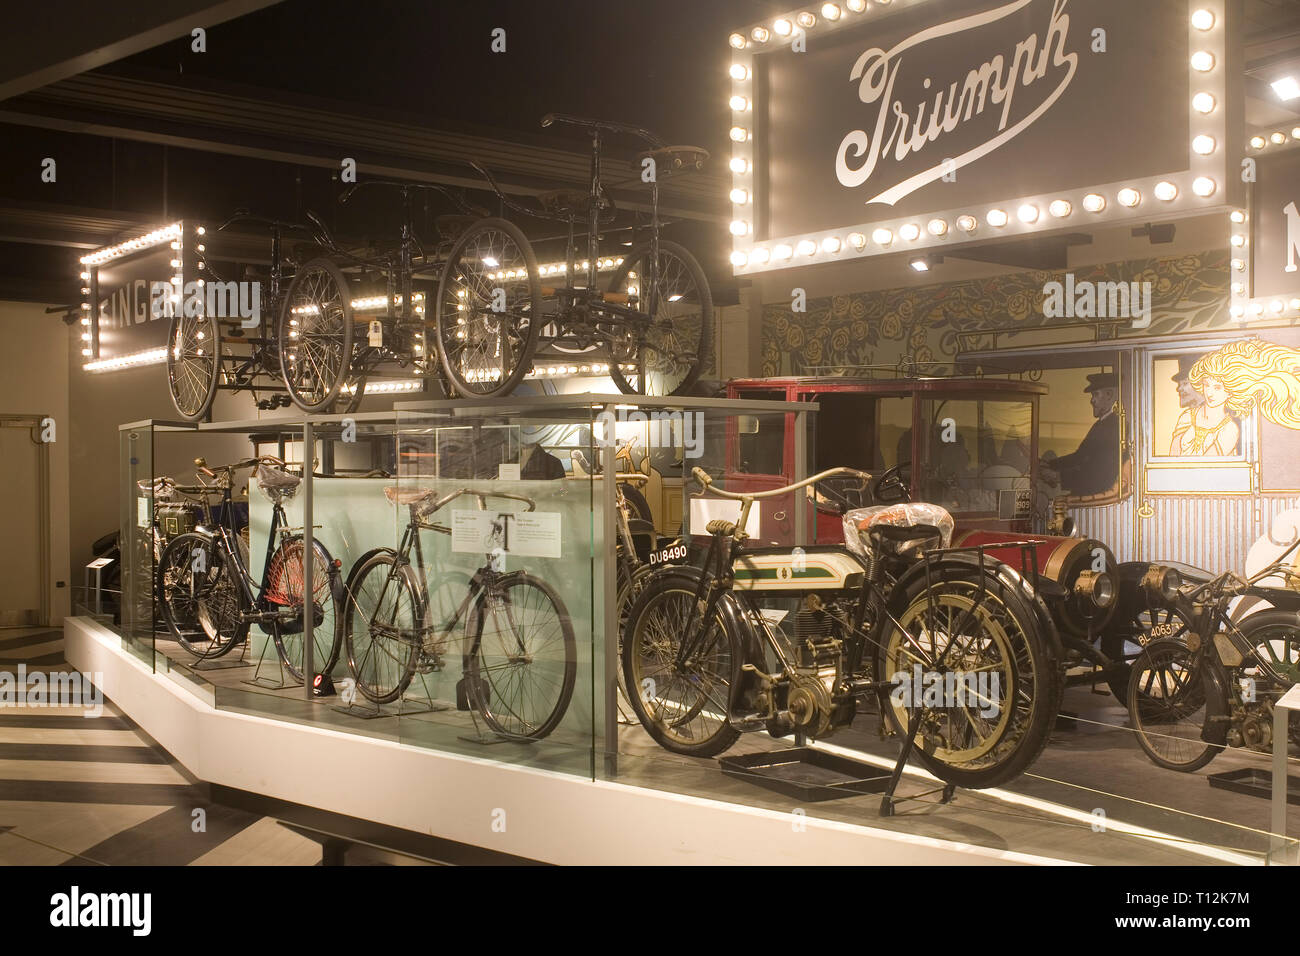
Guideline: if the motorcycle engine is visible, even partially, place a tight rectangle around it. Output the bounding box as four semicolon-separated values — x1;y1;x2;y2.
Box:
781;596;852;738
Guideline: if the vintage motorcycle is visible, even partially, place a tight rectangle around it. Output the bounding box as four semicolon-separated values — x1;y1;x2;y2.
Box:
1128;544;1300;772
622;464;1064;791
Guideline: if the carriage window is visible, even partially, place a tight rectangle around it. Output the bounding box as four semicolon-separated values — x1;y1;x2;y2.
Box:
731;391;786;476
814;394;877;472
918;399;1033;516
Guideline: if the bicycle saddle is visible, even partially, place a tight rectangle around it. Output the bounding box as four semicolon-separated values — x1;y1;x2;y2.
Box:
384;486;437;506
255;464;301;503
636;146;709;175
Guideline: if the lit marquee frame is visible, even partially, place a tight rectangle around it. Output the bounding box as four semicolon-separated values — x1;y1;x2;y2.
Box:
1227;126;1300;323
726;0;1234;275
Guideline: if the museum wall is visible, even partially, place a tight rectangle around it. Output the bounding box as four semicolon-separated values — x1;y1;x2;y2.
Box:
0;300;71;623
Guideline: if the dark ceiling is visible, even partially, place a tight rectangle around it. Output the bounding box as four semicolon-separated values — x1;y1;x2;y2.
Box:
2;0;1300;309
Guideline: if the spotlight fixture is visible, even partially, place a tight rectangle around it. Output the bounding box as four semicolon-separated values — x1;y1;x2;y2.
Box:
1132;222;1176;244
909;255;942;273
1273;76;1300;101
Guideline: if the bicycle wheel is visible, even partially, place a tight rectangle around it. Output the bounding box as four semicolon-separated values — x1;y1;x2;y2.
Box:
157;532;249;660
343;551;422;704
615;560;656;707
1102;602;1194;704
1128;637;1222;772
606;240;713;396
622;569;742;756
435;218;541;397
465;572;576;739
264;536;343;682
877;565;1062;789
166;312;220;422
278;257;353;412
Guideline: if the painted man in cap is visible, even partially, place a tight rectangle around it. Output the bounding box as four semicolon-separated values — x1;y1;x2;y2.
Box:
1041;372;1123;497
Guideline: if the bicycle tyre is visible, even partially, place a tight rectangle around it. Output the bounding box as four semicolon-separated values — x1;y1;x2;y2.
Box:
877;564;1062;789
277;257;354;412
166;312;221;422
1128;637;1222;772
622;568;742;757
343;551;423;704
265;535;343;681
465;571;576;739
606;240;713;396
156;532;249;660
434;217;541;398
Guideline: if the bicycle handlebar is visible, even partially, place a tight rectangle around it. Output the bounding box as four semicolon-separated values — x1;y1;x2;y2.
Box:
194;455;286;480
691;466;873;501
540;113;667;149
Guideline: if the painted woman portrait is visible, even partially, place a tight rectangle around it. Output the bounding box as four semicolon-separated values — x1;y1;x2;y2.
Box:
1169;338;1300;456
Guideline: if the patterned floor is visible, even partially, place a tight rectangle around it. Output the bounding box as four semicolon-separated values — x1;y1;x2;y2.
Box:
0;627;321;865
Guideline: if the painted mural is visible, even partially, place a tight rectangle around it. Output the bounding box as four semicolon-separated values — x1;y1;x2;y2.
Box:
759;250;1300;577
760;250;1230;377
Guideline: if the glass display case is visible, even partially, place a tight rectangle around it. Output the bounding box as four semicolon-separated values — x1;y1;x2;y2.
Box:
110;396;1300;864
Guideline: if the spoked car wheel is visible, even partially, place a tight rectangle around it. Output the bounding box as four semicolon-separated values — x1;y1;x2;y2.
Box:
622;569;742;756
1127;637;1222;772
156;532;248;661
607;240;713;396
166;313;221;422
277;257;354;412
435;218;541;397
877;568;1062;789
263;536;343;682
343;551;423;704
466;573;576;739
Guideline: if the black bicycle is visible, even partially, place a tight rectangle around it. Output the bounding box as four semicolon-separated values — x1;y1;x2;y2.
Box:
167;211;353;420
623;465;1063;791
1128;547;1300;771
156;456;343;680
343;485;576;739
435;113;713;398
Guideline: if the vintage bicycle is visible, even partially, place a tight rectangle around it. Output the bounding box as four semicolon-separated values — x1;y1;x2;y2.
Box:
342;485;576;739
1127;546;1300;771
166;211;353;421
155;456;344;680
622;464;1064;791
434;114;714;398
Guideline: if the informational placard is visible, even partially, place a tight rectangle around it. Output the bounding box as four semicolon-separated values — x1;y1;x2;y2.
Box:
689;498;761;537
450;510;562;559
727;0;1238;274
137;496;151;530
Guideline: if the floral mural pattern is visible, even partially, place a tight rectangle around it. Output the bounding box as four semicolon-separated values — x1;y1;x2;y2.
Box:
761;250;1231;376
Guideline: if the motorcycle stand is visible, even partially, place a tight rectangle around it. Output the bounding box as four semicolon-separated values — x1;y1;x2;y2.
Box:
332;672;446;720
878;699;957;818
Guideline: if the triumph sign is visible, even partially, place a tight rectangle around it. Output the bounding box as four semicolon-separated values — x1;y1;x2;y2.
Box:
727;0;1238;274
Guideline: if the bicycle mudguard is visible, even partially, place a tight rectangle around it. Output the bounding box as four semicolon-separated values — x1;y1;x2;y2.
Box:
639;564;767;711
343;547;397;595
1197;652;1232;746
888;551;1065;664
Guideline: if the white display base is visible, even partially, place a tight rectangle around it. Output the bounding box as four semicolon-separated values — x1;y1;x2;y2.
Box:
64;616;1065;866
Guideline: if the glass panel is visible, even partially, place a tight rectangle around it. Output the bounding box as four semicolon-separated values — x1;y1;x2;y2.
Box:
118;423;155;667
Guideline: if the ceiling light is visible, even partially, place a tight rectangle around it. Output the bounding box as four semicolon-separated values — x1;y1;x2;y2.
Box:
1272;76;1300;101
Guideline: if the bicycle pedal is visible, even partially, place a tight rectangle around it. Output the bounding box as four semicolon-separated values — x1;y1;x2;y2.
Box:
415;652;441;674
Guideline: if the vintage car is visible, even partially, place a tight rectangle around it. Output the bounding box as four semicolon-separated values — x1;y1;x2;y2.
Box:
722;372;1179;700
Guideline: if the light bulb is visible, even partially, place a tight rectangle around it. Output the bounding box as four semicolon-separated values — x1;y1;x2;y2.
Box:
1192;134;1216;155
1154;181;1178;201
1192;92;1216;113
872;228;894;246
1117;187;1141;207
1190;51;1215;72
1049;199;1072;218
1193;176;1216;197
1017;203;1039;223
987;209;1009;227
